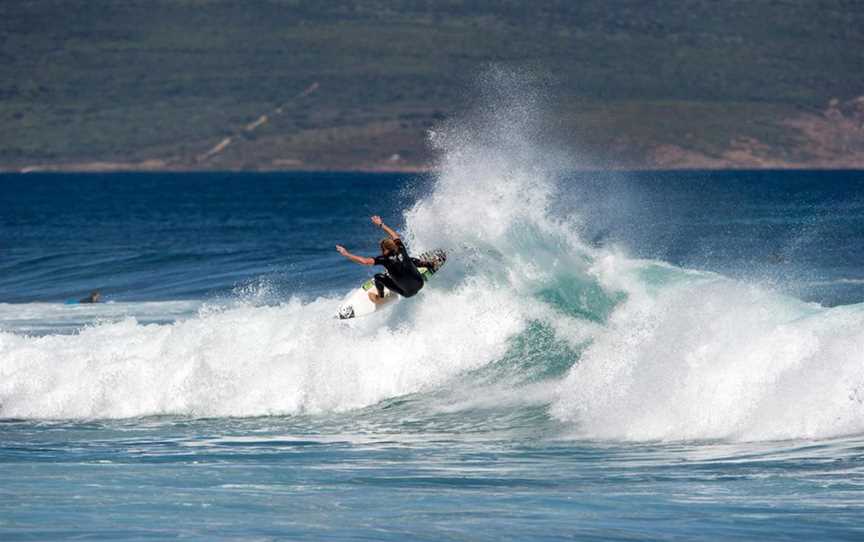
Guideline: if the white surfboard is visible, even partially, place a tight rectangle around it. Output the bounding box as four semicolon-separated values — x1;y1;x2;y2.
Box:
337;249;447;319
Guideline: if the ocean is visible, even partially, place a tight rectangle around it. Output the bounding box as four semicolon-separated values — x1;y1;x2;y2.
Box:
2;164;864;539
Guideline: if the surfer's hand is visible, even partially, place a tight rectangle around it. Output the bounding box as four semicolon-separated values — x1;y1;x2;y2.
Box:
336;245;348;256
371;215;383;227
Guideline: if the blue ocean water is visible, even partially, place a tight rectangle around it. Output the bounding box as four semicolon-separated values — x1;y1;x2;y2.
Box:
2;166;864;540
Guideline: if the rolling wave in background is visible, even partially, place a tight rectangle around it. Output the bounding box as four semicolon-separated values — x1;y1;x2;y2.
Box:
2;74;863;446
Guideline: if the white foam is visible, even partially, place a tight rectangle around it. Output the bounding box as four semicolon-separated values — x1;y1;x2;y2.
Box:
0;285;527;419
551;264;864;441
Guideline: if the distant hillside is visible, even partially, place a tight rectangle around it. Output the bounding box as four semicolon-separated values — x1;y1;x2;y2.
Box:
2;0;864;171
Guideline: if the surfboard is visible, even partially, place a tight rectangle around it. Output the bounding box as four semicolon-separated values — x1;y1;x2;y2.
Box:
337;249;447;320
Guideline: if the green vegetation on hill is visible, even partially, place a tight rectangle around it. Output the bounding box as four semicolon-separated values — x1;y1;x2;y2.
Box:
2;1;863;170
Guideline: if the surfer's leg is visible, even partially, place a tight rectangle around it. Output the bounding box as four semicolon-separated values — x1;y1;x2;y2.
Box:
370;273;405;304
370;274;388;304
373;274;387;297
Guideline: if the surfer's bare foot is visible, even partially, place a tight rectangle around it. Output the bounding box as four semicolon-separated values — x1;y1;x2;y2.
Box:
368;292;385;305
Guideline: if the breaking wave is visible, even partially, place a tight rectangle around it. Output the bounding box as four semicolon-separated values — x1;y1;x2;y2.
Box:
2;71;863;443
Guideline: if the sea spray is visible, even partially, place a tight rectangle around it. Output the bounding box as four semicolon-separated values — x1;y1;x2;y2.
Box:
0;71;604;421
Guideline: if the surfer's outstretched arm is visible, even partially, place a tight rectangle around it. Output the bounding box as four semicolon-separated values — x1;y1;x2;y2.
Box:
336;245;374;266
371;215;400;240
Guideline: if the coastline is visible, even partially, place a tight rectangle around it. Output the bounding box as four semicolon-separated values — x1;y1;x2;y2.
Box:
5;160;863;174
7;95;863;176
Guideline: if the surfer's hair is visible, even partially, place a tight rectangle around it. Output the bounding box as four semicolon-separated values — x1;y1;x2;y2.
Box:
380;238;398;255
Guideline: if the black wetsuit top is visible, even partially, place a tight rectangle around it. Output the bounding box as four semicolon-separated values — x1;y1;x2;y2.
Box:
373;239;424;297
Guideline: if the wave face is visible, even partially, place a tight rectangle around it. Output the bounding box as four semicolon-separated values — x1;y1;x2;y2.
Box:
2;72;864;442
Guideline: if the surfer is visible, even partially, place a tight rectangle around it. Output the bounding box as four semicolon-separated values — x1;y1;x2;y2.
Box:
336;216;431;304
65;290;102;305
79;290;102;303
